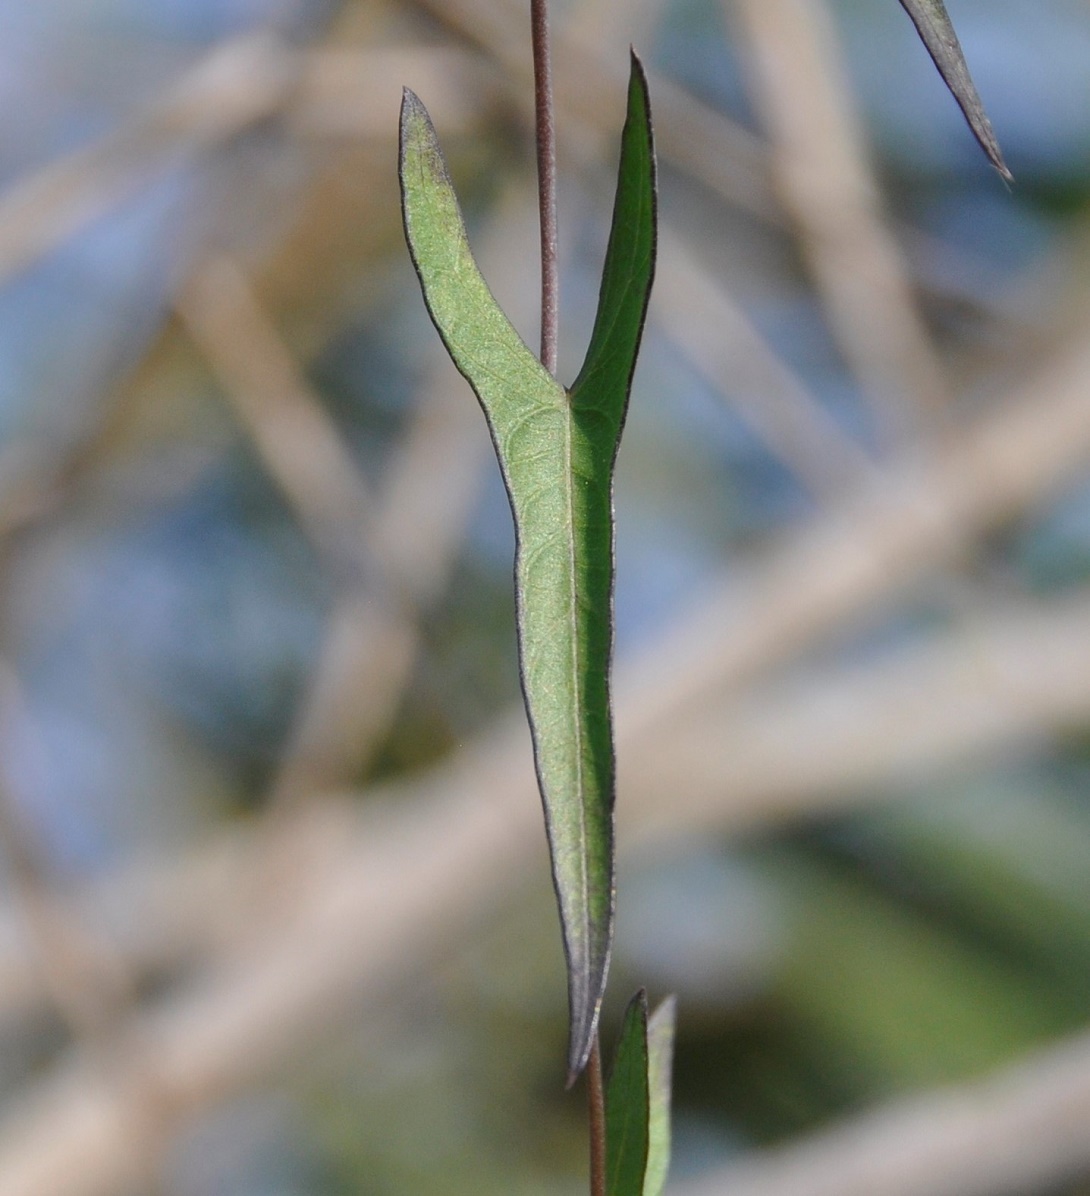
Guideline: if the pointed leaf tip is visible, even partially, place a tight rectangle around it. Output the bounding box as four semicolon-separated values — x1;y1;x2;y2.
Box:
897;0;1011;181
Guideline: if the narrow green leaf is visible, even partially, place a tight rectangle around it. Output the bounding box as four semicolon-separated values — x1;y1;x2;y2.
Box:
606;991;651;1196
399;53;656;1082
571;52;658;409
644;997;677;1196
897;0;1011;180
604;992;676;1196
641;999;679;1196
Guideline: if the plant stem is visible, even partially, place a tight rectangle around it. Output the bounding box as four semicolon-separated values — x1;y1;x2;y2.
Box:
530;0;559;375
588;1032;607;1196
531;6;604;1193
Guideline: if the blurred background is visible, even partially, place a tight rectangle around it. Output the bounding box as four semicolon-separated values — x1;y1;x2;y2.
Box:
2;0;1090;1193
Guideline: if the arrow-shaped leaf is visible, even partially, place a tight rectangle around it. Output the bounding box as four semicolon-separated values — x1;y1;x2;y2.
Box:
605;991;677;1196
399;53;656;1082
897;0;1011;180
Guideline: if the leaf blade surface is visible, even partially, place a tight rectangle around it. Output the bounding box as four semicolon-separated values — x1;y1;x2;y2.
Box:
644;996;677;1196
606;991;651;1196
399;53;656;1082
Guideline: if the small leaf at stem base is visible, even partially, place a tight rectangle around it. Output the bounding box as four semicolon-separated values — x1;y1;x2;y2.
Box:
605;991;677;1196
606;992;650;1196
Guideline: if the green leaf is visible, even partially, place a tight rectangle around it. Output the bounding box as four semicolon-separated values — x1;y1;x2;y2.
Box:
897;0;1011;180
571;55;658;409
644;997;677;1196
399;53;656;1082
604;992;677;1196
606;991;651;1196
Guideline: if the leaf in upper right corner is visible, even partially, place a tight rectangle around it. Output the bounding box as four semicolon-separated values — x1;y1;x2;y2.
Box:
897;0;1011;180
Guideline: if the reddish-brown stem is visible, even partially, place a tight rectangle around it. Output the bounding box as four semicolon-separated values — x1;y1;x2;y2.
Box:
530;0;559;375
588;1032;607;1196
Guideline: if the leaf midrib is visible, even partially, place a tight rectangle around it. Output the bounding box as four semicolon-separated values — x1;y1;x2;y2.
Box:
561;399;591;970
